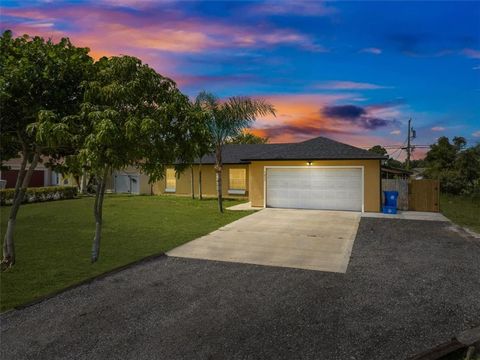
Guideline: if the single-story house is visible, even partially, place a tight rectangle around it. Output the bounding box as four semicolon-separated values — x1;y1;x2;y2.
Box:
0;157;65;188
149;136;386;212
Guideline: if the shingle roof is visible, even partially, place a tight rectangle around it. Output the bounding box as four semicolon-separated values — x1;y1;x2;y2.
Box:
195;136;386;164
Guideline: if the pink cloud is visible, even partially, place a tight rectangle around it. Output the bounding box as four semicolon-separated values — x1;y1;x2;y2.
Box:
3;4;325;56
314;81;392;90
431;126;445;132
360;47;382;55
472;131;480;138
248;93;402;146
251;0;336;16
462;48;480;59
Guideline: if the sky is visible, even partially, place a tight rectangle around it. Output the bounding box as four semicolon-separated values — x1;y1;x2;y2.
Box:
1;0;479;159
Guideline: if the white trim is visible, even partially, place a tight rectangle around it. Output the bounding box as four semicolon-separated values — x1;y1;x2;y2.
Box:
263;165;365;212
164;188;176;193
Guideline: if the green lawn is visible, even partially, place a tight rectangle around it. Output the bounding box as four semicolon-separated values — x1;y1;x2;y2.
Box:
440;193;480;233
0;195;251;312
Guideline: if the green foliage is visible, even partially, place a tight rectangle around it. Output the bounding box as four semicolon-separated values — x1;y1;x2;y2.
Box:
0;186;78;205
368;145;388;156
228;132;269;144
195;91;275;147
368;145;403;169
77;55;202;180
425;136;480;195
0;30;93;164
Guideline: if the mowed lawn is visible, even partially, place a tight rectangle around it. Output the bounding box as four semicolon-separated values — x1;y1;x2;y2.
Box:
441;193;480;233
0;195;251;312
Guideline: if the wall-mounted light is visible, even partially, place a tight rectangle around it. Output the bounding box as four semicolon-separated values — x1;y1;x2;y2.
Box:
307;161;312;166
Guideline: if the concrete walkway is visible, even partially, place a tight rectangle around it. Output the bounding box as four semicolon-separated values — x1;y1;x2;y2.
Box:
362;211;449;221
167;208;360;273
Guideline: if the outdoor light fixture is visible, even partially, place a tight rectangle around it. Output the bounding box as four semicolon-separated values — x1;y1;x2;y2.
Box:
307;161;313;166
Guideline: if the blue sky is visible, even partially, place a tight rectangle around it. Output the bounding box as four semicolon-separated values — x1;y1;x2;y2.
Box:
1;0;479;158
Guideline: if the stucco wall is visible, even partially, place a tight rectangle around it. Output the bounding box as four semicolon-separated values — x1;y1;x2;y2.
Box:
248;160;381;212
153;164;249;199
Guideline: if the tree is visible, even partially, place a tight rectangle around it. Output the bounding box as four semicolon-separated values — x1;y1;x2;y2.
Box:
78;55;202;262
424;136;479;194
0;31;92;269
228;131;269;144
368;145;387;157
368;145;403;168
195;92;275;212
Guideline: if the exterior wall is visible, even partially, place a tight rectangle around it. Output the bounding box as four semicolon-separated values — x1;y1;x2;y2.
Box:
0;157;61;188
107;166;152;195
153;164;249;199
248;160;382;212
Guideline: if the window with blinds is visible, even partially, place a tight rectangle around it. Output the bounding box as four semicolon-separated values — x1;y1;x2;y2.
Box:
229;168;246;190
165;168;176;192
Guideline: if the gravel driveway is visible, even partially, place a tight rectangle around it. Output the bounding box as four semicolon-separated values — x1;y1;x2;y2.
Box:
1;218;479;360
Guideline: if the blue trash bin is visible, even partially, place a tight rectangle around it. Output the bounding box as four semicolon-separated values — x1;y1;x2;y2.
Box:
384;191;399;207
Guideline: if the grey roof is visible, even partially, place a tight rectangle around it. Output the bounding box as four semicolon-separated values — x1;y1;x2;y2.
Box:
196;136;386;164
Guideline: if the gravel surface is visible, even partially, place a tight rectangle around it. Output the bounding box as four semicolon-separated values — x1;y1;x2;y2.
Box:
1;218;479;360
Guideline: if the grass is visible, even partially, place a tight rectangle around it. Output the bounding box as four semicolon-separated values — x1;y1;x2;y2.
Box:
440;193;480;233
0;195;251;312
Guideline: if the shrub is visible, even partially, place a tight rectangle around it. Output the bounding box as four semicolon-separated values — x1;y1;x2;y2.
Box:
0;186;78;206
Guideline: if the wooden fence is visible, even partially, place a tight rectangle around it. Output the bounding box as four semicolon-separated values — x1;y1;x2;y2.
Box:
408;179;440;212
381;179;440;212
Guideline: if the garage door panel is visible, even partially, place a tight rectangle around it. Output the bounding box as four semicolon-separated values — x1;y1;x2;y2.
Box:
266;168;362;211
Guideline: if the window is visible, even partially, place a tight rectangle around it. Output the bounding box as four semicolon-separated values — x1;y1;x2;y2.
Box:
229;168;246;194
165;168;176;192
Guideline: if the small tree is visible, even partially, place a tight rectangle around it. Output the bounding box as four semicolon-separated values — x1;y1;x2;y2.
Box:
0;31;92;269
195;92;275;212
78;55;202;263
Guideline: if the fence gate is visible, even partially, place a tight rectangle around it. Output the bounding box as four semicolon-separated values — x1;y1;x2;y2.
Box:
408;179;440;212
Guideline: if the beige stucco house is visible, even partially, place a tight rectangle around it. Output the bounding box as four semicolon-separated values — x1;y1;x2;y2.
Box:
152;136;385;212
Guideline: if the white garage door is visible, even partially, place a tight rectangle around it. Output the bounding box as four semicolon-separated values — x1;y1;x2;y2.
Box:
114;173;140;194
266;167;363;211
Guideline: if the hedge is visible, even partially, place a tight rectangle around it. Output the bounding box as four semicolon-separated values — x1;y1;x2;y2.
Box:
0;186;78;206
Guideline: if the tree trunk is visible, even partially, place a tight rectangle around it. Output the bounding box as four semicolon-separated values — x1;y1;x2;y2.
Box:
198;160;203;200
80;168;87;194
91;168;108;263
215;146;223;213
2;151;40;270
190;166;195;199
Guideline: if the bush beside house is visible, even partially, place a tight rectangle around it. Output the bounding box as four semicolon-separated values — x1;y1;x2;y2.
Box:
0;186;78;206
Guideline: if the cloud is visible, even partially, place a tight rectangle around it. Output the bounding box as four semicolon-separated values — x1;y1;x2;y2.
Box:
431;126;445;132
390;130;401;135
462;48;480;59
322;105;392;130
360;47;382;55
314;81;392;90
2;3;326;66
323;105;366;119
251;0;336;16
473;131;480;138
473;65;480;70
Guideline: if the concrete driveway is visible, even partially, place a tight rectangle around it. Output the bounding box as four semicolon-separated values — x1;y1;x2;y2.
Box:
167;208;360;273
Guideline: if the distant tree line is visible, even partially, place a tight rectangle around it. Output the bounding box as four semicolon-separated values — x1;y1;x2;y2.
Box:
369;136;480;195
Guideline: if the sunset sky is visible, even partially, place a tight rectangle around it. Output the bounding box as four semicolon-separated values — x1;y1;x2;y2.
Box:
1;0;479;159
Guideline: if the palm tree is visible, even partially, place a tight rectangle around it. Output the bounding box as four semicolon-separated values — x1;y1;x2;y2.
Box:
195;91;275;212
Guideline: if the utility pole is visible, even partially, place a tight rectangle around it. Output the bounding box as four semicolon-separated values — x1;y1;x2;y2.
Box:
404;118;416;170
406;118;411;170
